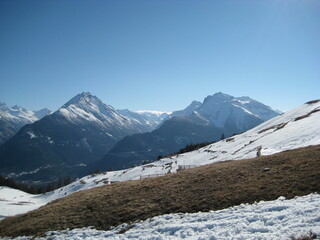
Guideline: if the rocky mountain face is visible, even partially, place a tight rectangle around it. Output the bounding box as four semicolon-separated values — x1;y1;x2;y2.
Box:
0;92;150;184
93;92;280;171
0;103;51;145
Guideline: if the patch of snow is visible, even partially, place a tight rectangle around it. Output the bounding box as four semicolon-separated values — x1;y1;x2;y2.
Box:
27;131;37;139
46;136;54;144
105;132;114;137
7;165;53;178
232;99;251;105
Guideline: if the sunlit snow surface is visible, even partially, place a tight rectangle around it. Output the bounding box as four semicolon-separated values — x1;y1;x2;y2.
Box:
0;101;319;219
9;194;320;240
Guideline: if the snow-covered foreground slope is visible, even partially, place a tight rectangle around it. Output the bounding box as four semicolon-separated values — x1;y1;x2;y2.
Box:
0;187;44;219
0;100;319;219
0;186;64;220
10;193;320;240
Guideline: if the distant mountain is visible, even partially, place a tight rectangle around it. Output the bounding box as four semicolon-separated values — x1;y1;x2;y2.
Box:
0;92;148;184
0;103;51;145
169;92;279;135
117;109;169;132
195;92;279;135
93;92;280;171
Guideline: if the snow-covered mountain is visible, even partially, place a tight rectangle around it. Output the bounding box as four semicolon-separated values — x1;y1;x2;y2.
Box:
57;92;141;132
117;109;170;132
0;99;319;221
0;92;151;184
168;92;280;136
0;103;51;145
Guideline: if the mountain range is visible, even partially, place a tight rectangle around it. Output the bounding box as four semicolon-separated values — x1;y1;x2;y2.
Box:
0;92;161;184
0;92;279;185
95;92;280;171
0;99;318;221
0;103;51;145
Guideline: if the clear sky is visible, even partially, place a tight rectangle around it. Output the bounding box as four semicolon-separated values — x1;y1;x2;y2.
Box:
0;0;319;112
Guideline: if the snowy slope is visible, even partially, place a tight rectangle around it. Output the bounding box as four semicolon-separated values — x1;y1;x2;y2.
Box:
10;193;320;240
0;103;51;144
0;100;319;219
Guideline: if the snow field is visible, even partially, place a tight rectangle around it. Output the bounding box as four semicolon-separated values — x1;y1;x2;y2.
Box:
9;193;320;240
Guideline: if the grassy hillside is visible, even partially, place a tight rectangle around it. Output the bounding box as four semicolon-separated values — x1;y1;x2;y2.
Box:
0;145;319;238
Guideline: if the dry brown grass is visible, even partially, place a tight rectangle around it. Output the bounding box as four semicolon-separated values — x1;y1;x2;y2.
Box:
0;145;320;237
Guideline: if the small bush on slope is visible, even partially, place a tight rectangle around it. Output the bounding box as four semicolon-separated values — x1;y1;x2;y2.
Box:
0;145;319;238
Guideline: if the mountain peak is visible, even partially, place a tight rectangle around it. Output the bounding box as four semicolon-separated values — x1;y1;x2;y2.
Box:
79;92;93;97
0;102;8;111
203;92;233;104
11;105;25;110
62;92;101;108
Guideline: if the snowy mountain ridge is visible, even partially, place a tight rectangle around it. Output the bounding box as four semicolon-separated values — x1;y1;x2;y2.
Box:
0;103;51;145
0;102;51;123
0;99;319;220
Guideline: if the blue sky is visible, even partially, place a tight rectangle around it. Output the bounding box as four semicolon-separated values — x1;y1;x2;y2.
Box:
0;0;319;112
